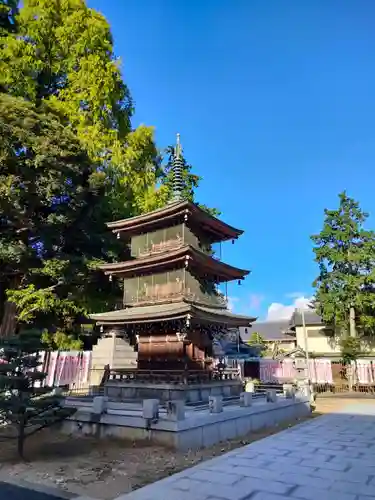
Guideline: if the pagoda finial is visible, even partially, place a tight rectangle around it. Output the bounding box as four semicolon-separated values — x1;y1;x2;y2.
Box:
170;132;184;203
176;133;181;159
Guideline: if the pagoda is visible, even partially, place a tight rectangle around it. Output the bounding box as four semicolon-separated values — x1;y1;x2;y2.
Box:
90;136;255;398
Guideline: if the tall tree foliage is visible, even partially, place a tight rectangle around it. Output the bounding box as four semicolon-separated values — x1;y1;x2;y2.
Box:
0;0;158;336
0;0;17;34
0;0;219;338
311;192;375;337
0;0;160;220
0;93;121;337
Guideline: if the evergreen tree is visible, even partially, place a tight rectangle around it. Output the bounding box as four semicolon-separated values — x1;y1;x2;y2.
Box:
41;330;83;351
311;192;375;337
0;93;121;337
0;329;75;458
0;0;219;337
0;0;154;335
0;0;160;220
0;0;18;34
247;332;266;357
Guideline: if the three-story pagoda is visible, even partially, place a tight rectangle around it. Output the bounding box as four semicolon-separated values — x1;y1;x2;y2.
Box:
91;136;255;381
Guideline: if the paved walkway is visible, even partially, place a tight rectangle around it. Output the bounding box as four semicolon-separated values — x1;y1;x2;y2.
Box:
0;481;68;500
0;477;94;500
116;402;375;500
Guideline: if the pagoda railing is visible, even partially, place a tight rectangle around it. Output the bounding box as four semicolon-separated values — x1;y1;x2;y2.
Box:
108;367;240;384
109;368;212;384
124;285;228;308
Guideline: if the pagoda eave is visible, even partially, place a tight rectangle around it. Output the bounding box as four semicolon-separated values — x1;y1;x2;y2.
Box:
99;245;250;283
107;201;243;243
90;301;255;328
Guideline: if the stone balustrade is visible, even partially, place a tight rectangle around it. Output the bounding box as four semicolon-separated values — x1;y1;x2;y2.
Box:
62;390;311;451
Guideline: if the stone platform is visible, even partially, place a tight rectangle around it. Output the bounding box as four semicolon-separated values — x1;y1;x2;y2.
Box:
104;379;242;403
62;392;310;451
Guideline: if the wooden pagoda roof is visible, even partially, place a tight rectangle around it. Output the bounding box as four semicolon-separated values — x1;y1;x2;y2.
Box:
99;245;250;283
90;301;255;327
107;201;243;243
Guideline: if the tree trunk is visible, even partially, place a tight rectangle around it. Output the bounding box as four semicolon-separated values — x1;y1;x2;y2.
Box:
17;414;25;459
0;300;17;337
349;306;356;337
347;364;353;392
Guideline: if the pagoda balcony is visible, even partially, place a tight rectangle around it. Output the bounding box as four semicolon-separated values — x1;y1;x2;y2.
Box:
101;245;248;283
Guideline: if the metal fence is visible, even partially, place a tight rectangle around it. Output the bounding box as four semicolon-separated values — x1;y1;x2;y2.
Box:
314;382;375;395
61;365;241;397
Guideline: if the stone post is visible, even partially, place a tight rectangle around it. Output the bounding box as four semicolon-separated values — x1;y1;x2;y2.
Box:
209;395;223;413
240;392;253;407
92;396;108;414
266;389;277;403
166;400;185;421
283;383;295;399
296;380;311;398
143;399;159;421
245;380;255;393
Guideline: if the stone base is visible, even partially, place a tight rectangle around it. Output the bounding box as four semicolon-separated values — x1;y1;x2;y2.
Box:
61;397;311;451
104;379;243;404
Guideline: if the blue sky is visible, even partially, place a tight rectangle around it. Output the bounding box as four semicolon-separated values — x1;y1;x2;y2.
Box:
88;0;375;320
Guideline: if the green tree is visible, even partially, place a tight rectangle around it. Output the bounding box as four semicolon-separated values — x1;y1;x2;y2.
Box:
339;336;361;365
0;0;158;335
0;329;75;458
311;192;375;338
247;332;267;356
0;0;18;34
41;330;83;351
0;93;121;338
0;0;160;220
0;0;219;336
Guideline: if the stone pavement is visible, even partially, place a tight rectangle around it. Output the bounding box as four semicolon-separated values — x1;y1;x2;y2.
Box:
116;402;375;500
0;481;70;500
0;476;97;500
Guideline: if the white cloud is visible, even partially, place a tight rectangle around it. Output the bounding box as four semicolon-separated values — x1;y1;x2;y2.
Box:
227;296;239;312
266;296;312;321
285;292;305;299
248;293;264;311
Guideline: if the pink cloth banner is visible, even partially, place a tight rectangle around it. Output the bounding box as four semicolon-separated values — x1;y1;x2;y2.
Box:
44;351;92;387
354;360;375;384
259;358;333;384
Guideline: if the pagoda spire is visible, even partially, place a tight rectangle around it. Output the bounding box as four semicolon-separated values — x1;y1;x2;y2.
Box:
170;133;184;202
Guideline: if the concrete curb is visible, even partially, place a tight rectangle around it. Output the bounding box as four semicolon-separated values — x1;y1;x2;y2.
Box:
0;473;100;499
